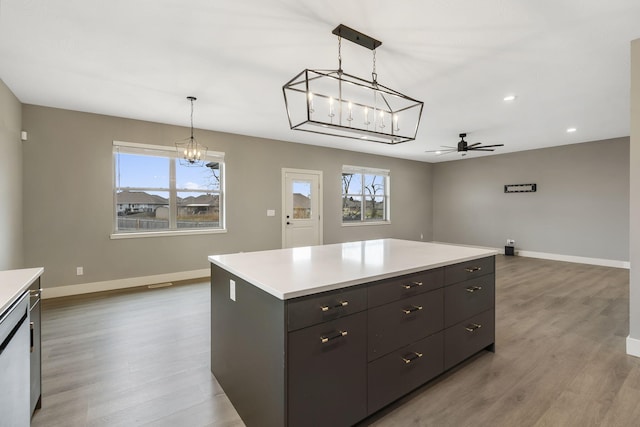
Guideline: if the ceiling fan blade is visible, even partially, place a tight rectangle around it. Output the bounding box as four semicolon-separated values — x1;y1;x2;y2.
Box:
467;142;482;148
468;148;495;151
477;144;504;148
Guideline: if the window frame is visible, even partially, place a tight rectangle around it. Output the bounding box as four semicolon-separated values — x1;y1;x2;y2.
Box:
341;165;390;226
111;140;226;239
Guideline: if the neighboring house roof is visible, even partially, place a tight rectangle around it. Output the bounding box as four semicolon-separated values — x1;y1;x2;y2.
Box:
293;193;310;209
180;194;218;206
117;190;168;205
117;190;219;206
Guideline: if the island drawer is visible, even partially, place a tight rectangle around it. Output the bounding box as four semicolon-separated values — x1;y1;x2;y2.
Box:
367;331;443;415
368;268;444;308
444;274;495;328
444;308;495;370
444;256;494;285
288;311;367;427
287;286;367;331
368;288;443;361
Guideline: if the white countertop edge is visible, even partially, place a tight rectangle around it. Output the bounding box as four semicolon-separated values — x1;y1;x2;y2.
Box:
209;241;497;300
0;267;44;314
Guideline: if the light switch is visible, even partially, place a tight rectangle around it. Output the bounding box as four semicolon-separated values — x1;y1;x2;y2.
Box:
267;209;276;217
230;280;236;301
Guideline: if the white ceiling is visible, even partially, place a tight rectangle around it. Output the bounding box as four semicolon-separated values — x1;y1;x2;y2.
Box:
1;0;639;162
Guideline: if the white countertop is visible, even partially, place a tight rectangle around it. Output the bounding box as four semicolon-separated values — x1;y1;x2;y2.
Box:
208;239;497;300
0;267;44;314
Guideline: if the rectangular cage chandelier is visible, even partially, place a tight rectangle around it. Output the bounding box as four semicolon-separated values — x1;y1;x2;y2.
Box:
283;24;424;145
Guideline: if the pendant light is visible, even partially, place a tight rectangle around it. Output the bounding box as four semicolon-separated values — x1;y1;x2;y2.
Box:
283;24;424;144
175;96;208;167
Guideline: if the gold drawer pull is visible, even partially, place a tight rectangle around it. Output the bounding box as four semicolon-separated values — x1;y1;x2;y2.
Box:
402;351;423;364
466;286;483;293
465;323;482;332
320;301;348;312
320;330;348;344
402;281;423;290
402;305;423;315
464;266;482;273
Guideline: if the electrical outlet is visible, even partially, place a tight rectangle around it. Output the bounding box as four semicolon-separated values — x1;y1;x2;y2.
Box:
230;279;236;301
76;266;84;276
506;239;515;246
420;233;424;240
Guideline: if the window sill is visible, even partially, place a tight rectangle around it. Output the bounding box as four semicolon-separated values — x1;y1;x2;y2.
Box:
341;221;391;227
110;228;227;239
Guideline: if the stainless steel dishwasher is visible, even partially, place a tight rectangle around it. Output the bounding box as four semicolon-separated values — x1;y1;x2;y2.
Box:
0;291;30;427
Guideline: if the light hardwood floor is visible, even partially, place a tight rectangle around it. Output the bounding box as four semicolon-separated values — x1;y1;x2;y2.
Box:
32;256;639;427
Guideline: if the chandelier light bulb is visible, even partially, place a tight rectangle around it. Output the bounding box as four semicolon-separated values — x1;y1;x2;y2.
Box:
308;92;314;113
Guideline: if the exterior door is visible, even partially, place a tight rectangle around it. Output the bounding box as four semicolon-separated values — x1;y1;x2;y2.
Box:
282;169;323;248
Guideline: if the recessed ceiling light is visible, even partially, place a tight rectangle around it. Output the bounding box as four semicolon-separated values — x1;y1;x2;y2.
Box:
567;127;577;133
503;95;516;102
435;151;442;155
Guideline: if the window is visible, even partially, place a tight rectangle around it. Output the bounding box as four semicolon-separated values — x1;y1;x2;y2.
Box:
342;165;390;224
112;141;225;237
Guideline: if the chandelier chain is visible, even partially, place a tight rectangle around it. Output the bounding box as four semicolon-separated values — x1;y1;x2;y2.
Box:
337;35;342;73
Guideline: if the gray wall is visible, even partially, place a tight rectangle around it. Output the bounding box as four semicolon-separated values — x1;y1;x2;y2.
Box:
432;138;629;262
0;79;24;270
630;39;640;339
21;105;433;289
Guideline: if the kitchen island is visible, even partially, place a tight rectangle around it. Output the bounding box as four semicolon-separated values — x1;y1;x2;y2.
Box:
209;239;497;427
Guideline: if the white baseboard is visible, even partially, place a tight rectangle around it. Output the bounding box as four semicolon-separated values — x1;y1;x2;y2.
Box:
627;336;640;358
432;240;630;269
42;268;210;299
514;250;630;269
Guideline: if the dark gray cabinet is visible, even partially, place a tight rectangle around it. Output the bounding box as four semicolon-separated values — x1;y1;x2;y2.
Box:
368;331;444;414
288;312;367;427
211;256;495;427
368;288;443;361
443;258;496;371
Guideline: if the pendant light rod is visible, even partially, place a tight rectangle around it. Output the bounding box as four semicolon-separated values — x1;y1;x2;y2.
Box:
332;24;382;51
187;96;196;139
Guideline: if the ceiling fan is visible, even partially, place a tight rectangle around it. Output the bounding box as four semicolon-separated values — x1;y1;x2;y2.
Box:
426;133;504;156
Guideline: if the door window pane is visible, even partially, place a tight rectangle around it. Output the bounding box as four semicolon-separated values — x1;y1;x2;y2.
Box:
293;180;311;219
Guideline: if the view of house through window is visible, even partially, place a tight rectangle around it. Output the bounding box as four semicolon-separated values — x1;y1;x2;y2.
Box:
342;165;389;223
113;141;224;234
